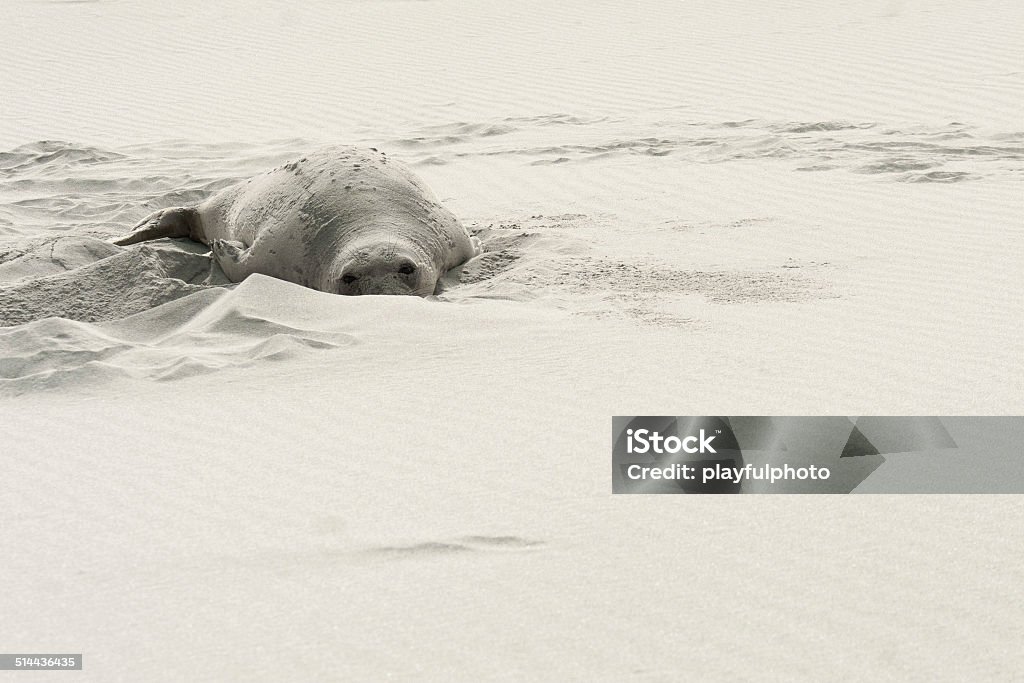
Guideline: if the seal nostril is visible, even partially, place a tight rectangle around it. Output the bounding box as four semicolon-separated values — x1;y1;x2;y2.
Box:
341;274;358;284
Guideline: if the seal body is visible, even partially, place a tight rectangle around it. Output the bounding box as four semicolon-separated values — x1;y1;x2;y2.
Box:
113;146;479;296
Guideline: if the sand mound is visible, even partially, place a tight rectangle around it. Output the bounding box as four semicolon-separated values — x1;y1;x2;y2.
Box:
0;235;229;327
0;275;364;393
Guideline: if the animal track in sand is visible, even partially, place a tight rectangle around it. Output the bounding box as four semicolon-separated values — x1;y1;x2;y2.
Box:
442;212;836;323
367;535;544;559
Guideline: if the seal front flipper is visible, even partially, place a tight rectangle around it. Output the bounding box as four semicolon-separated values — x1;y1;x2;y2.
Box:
210;239;252;282
112;207;201;246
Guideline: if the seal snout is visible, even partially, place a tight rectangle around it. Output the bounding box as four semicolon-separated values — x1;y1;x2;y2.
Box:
333;247;433;296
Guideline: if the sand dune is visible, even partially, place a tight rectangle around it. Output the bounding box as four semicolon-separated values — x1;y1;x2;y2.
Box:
2;0;1023;680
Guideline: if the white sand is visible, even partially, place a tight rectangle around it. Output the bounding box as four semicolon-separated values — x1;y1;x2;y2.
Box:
1;0;1023;679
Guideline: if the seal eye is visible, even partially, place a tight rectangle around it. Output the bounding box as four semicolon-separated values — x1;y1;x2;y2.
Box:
341;274;358;285
398;263;416;275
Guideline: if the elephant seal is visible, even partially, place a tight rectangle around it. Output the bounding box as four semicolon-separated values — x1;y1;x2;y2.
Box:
113;146;480;296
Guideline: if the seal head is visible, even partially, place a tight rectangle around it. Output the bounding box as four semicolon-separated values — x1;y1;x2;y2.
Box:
326;240;437;296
